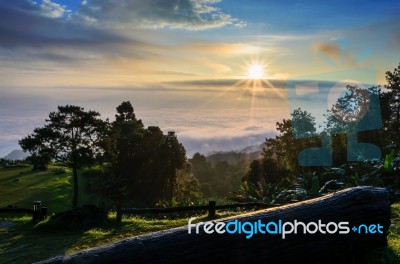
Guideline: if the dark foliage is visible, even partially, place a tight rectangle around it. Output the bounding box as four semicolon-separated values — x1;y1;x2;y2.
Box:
19;105;107;209
47;205;108;230
82;102;187;223
232;63;400;204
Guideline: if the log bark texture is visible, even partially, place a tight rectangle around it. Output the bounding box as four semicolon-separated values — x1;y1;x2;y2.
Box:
37;186;391;264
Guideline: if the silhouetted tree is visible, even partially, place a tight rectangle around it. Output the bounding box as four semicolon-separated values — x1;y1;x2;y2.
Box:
160;131;187;203
135;126;165;205
19;127;53;170
381;63;400;149
101;101;144;222
236;62;400;202
245;158;281;186
19;105;106;209
173;165;201;206
98;102;187;223
190;153;215;196
190;153;246;198
237;109;318;201
265;108;317;174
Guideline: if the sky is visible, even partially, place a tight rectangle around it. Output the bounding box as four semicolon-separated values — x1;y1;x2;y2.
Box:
0;0;399;157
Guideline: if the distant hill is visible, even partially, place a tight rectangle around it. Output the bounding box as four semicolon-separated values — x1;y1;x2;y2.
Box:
2;149;29;160
206;144;265;166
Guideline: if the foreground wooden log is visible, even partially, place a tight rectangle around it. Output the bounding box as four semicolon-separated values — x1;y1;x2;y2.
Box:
37;186;391;264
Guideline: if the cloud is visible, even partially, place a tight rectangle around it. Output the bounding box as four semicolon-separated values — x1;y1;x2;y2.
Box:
153;70;202;77
177;42;260;56
0;0;66;18
141;107;280;156
77;0;245;30
0;0;245;71
166;78;287;89
311;40;358;66
244;126;263;131
0;1;130;50
312;42;341;58
39;0;67;18
179;132;274;156
168;79;237;87
0;0;167;76
308;19;400;82
0;85;286;157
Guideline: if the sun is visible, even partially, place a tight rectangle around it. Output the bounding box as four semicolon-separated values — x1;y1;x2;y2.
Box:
247;64;264;79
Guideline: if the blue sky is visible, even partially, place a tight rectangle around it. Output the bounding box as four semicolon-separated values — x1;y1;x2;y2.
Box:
0;0;399;156
41;0;400;33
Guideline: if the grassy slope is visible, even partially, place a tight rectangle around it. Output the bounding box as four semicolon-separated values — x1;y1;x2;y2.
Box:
0;166;72;213
1;166;400;263
387;203;400;260
0;166;232;263
0;214;194;264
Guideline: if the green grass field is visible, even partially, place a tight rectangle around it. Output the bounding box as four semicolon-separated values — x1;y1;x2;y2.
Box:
0;166;72;213
0;166;237;263
1;166;400;263
0;214;196;263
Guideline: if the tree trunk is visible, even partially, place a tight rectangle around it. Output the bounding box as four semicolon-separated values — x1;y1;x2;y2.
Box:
72;166;78;210
116;201;122;227
37;187;391;264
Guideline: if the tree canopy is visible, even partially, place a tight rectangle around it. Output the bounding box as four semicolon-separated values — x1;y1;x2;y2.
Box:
78;102;187;223
20;105;107;209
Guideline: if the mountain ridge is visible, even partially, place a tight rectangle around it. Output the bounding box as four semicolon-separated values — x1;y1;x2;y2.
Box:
2;149;29;160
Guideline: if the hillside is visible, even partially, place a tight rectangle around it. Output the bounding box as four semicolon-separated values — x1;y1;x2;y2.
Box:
206;144;264;166
2;149;29;161
0;166;72;213
0;166;234;264
1;166;400;264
